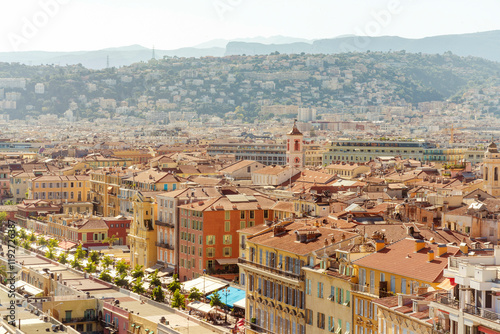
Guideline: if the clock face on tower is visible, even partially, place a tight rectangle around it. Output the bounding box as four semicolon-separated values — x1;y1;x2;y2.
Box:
294;157;300;163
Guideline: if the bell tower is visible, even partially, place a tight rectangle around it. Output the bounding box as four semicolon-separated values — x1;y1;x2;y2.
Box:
483;142;500;196
286;120;304;169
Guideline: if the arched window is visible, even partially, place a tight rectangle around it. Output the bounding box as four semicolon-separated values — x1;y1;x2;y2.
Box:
485;167;489;181
294;140;300;151
495;167;498;181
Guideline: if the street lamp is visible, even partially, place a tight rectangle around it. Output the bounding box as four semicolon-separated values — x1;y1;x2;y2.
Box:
203;269;206;302
222;287;230;324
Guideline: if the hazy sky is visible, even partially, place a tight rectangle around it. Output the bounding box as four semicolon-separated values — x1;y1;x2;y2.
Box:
1;0;499;52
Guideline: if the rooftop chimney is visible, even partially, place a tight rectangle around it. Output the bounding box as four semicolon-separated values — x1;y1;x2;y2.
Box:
414;239;425;253
375;240;385;252
427;250;434;262
437;244;447;257
460;242;469;254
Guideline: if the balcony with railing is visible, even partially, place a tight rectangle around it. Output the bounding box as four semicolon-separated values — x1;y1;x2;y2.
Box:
62;316;98;324
155;220;175;228
155;241;174;250
434;293;459;309
238;257;303;281
351;284;394;298
464;303;500;321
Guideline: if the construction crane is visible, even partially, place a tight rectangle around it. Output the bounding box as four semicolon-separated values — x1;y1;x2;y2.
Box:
441;125;466;144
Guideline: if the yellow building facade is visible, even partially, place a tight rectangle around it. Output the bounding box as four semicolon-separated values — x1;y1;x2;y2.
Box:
128;192;158;269
29;175;90;204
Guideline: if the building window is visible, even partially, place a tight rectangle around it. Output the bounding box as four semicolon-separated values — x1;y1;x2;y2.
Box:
317;312;325;329
207;260;214;269
206;235;215;245
225;221;230;232
206;247;215;258
240;221;246;229
240;211;245;219
223;235;232;245
250;210;255;219
306;309;313;325
225;211;230;220
223;247;232;257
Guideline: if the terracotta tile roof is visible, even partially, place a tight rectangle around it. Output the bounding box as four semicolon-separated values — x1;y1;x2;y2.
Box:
248;221;358;256
353;238;461;283
253;165;292;175
79;218;109;230
271;201;294;212
219;160;261;173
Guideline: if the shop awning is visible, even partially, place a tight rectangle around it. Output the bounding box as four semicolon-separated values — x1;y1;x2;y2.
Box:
478;326;500;334
437;278;457;290
188;301;215;314
21;284;43;296
215;258;238;265
58;240;78;251
207;287;246;308
233;298;246;309
182;276;228;295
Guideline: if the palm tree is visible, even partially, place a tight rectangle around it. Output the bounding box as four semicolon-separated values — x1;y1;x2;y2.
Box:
84;261;97;274
37;236;47;246
188;287;202;302
102;255;113;269
149;270;161;288
88;251;100;265
18;229;27;240
131;277;145;294
116;259;129;275
70;258;82;270
131;264;144;279
58;253;68;264
102;235;118;248
114;273;129;288
28;232;36;242
152;285;165;302
171;289;185;309
75;244;86;260
48;239;59;249
0;265;7;283
99;270;113;282
45;247;56;260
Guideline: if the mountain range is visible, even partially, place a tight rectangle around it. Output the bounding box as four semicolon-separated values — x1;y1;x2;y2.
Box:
1;30;500;69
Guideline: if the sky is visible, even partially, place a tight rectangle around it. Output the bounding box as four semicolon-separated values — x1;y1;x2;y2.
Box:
1;0;499;52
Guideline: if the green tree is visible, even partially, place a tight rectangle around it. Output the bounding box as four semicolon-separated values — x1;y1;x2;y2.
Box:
18;229;27;240
22;240;31;250
88;251;100;265
188;287;202;302
131;277;145;294
99;270;113;282
152;285;165;302
171;289;185;309
102;234;118;248
45;247;56;260
0;265;7;282
210;291;223;308
114;273;129;288
149;270;161;288
116;259;129;274
84;261;97;274
102;255;113;269
131;264;144;279
37;236;47;246
0;212;7;224
167;274;181;294
58;253;68;264
75;244;86;260
28;232;36;242
4;200;15;205
48;238;59;249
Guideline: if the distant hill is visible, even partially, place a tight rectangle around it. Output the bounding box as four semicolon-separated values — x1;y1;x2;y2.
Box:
225;30;500;62
2;30;500;69
0;46;225;69
194;35;313;48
